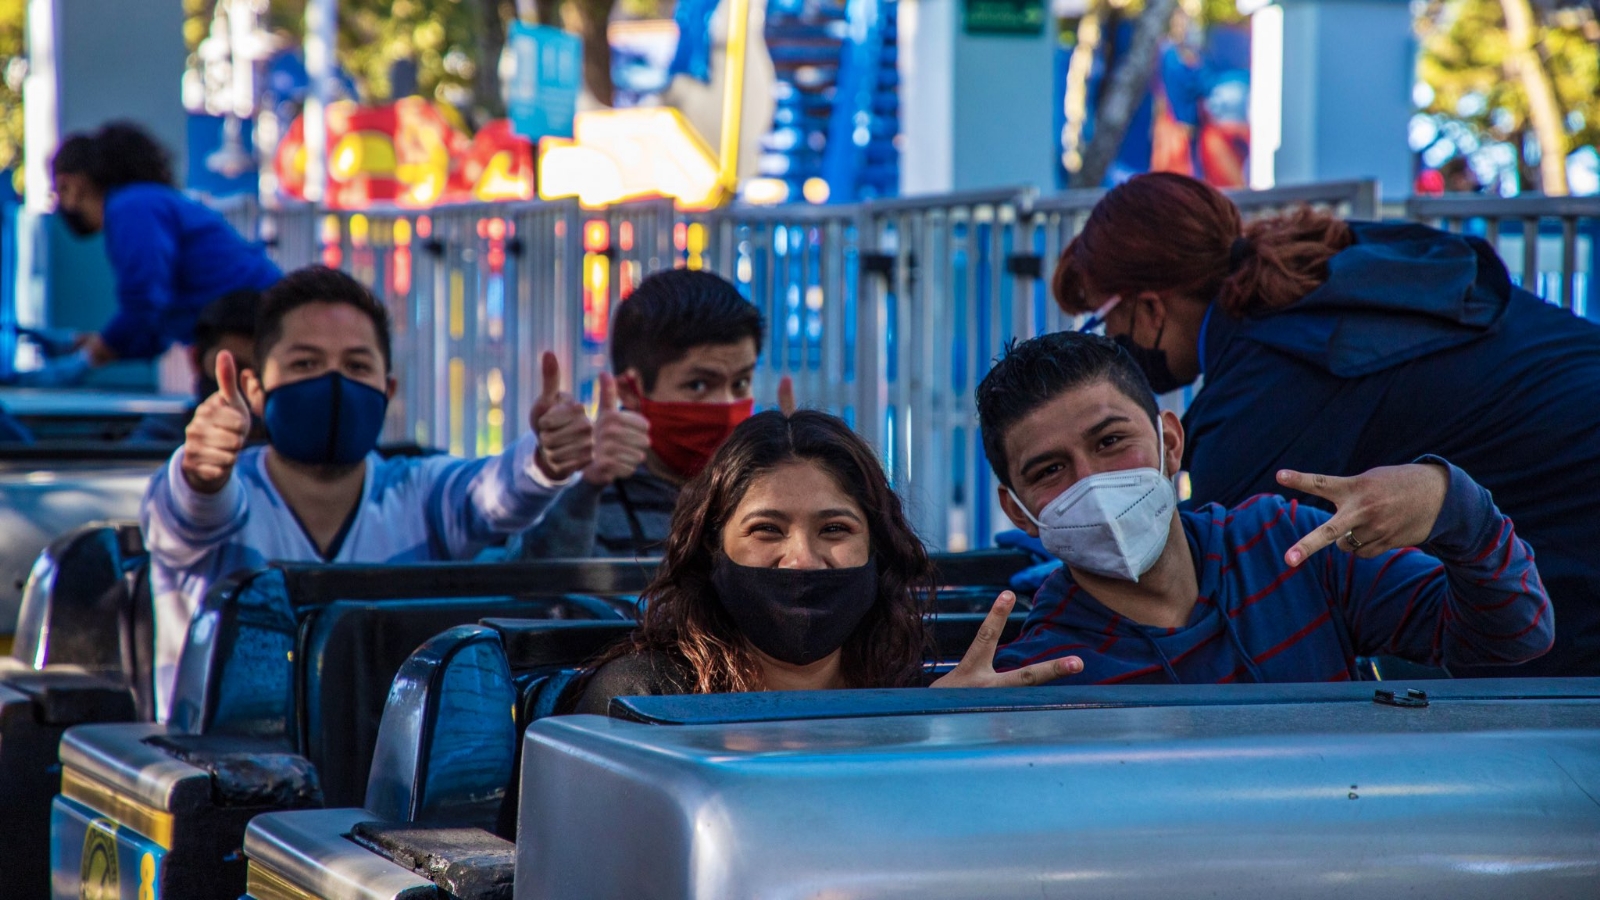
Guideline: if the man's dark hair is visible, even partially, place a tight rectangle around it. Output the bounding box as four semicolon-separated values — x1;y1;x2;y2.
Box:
193;290;261;360
976;331;1159;488
256;266;392;371
51;122;176;190
611;269;763;391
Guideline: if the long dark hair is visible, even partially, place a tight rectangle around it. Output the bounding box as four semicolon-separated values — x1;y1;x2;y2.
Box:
1053;172;1354;318
51;122;176;191
594;409;934;693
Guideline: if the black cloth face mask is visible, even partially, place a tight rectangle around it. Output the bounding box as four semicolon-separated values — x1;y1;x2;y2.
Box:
711;555;879;666
59;207;100;238
1114;323;1186;394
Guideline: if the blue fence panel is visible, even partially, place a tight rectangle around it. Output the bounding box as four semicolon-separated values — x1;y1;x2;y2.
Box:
209;179;1600;553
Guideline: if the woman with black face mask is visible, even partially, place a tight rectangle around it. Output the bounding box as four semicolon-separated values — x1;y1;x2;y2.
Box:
40;122;281;386
571;410;1077;712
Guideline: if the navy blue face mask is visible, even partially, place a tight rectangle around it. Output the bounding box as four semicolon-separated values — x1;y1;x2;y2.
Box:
262;372;388;466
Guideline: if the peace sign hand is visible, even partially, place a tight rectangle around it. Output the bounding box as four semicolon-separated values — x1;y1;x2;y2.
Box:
1279;463;1450;567
530;352;594;482
931;591;1083;688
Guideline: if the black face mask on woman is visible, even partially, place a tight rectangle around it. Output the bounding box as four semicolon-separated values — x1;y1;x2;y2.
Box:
711;555;879;666
1114;325;1185;395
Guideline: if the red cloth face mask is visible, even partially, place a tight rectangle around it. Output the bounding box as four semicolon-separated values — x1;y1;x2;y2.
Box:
635;395;754;479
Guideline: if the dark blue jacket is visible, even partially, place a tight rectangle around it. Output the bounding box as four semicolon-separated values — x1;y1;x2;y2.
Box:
101;184;282;359
1183;220;1600;676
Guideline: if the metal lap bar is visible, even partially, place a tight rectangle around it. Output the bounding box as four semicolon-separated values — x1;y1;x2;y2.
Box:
248;862;325;900
608;675;1600;725
524;681;1600;899
243;808;436;900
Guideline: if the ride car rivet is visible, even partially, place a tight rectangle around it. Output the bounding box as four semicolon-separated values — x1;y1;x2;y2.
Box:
1373;688;1429;708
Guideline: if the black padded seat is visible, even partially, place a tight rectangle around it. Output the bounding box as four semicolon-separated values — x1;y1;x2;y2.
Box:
11;521;153;707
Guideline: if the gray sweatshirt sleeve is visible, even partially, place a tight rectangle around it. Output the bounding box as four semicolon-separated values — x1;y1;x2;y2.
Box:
510;478;606;559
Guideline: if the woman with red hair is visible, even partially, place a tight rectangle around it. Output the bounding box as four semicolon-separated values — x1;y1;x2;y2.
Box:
1053;171;1600;678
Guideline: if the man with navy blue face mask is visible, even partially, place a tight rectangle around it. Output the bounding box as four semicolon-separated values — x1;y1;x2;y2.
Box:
977;331;1553;685
140;266;594;720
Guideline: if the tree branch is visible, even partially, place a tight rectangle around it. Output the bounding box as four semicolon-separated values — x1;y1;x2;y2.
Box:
1071;0;1178;188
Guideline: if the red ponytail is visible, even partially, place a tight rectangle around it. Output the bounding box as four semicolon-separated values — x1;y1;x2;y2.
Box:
1052;172;1354;318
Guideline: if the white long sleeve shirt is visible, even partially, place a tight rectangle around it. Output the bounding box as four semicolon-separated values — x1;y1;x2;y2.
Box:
141;433;568;720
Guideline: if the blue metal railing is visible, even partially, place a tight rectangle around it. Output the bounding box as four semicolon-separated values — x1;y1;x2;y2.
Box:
211;182;1596;550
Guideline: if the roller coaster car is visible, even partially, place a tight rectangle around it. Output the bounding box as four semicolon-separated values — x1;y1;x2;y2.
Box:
237;601;1031;900
232;547;1457;900
247;675;1600;900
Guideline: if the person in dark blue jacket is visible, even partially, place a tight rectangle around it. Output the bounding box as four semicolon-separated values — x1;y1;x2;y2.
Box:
46;121;281;381
1051;171;1600;677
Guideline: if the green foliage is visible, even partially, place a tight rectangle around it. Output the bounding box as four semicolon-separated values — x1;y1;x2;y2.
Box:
338;0;479;105
0;0;24;182
1417;0;1600;175
184;0;495;108
1198;0;1243;27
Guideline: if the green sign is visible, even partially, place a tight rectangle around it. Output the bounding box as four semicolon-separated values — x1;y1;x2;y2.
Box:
963;0;1045;35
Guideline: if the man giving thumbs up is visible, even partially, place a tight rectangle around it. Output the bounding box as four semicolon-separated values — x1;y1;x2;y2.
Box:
513;269;794;560
141;267;592;721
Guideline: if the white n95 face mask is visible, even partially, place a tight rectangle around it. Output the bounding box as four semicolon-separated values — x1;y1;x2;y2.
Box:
1009;417;1178;582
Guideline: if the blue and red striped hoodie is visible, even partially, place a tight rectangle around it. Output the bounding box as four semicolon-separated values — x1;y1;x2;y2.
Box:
994;458;1552;684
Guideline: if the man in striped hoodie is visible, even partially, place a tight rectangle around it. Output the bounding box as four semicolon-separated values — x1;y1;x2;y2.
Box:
980;331;1552;684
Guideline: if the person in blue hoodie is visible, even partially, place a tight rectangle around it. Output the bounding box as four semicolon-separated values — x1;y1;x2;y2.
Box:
44;121;283;383
979;330;1552;684
1051;172;1600;678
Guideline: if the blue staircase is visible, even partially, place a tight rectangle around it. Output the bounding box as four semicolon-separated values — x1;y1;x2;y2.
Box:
756;0;900;202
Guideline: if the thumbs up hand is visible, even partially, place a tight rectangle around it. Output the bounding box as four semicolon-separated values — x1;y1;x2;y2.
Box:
583;372;651;486
530;352;594;482
181;350;252;494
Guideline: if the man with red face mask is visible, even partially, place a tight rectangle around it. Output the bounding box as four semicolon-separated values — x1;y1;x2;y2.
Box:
513;269;792;558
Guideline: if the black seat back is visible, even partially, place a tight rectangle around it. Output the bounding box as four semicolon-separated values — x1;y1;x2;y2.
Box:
233;557;656;800
366;619;635;833
11;522;153;709
299;595;627;807
168;567;300;738
365;625;519;826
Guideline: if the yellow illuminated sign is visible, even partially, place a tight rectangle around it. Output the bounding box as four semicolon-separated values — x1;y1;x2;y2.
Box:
538;108;725;211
